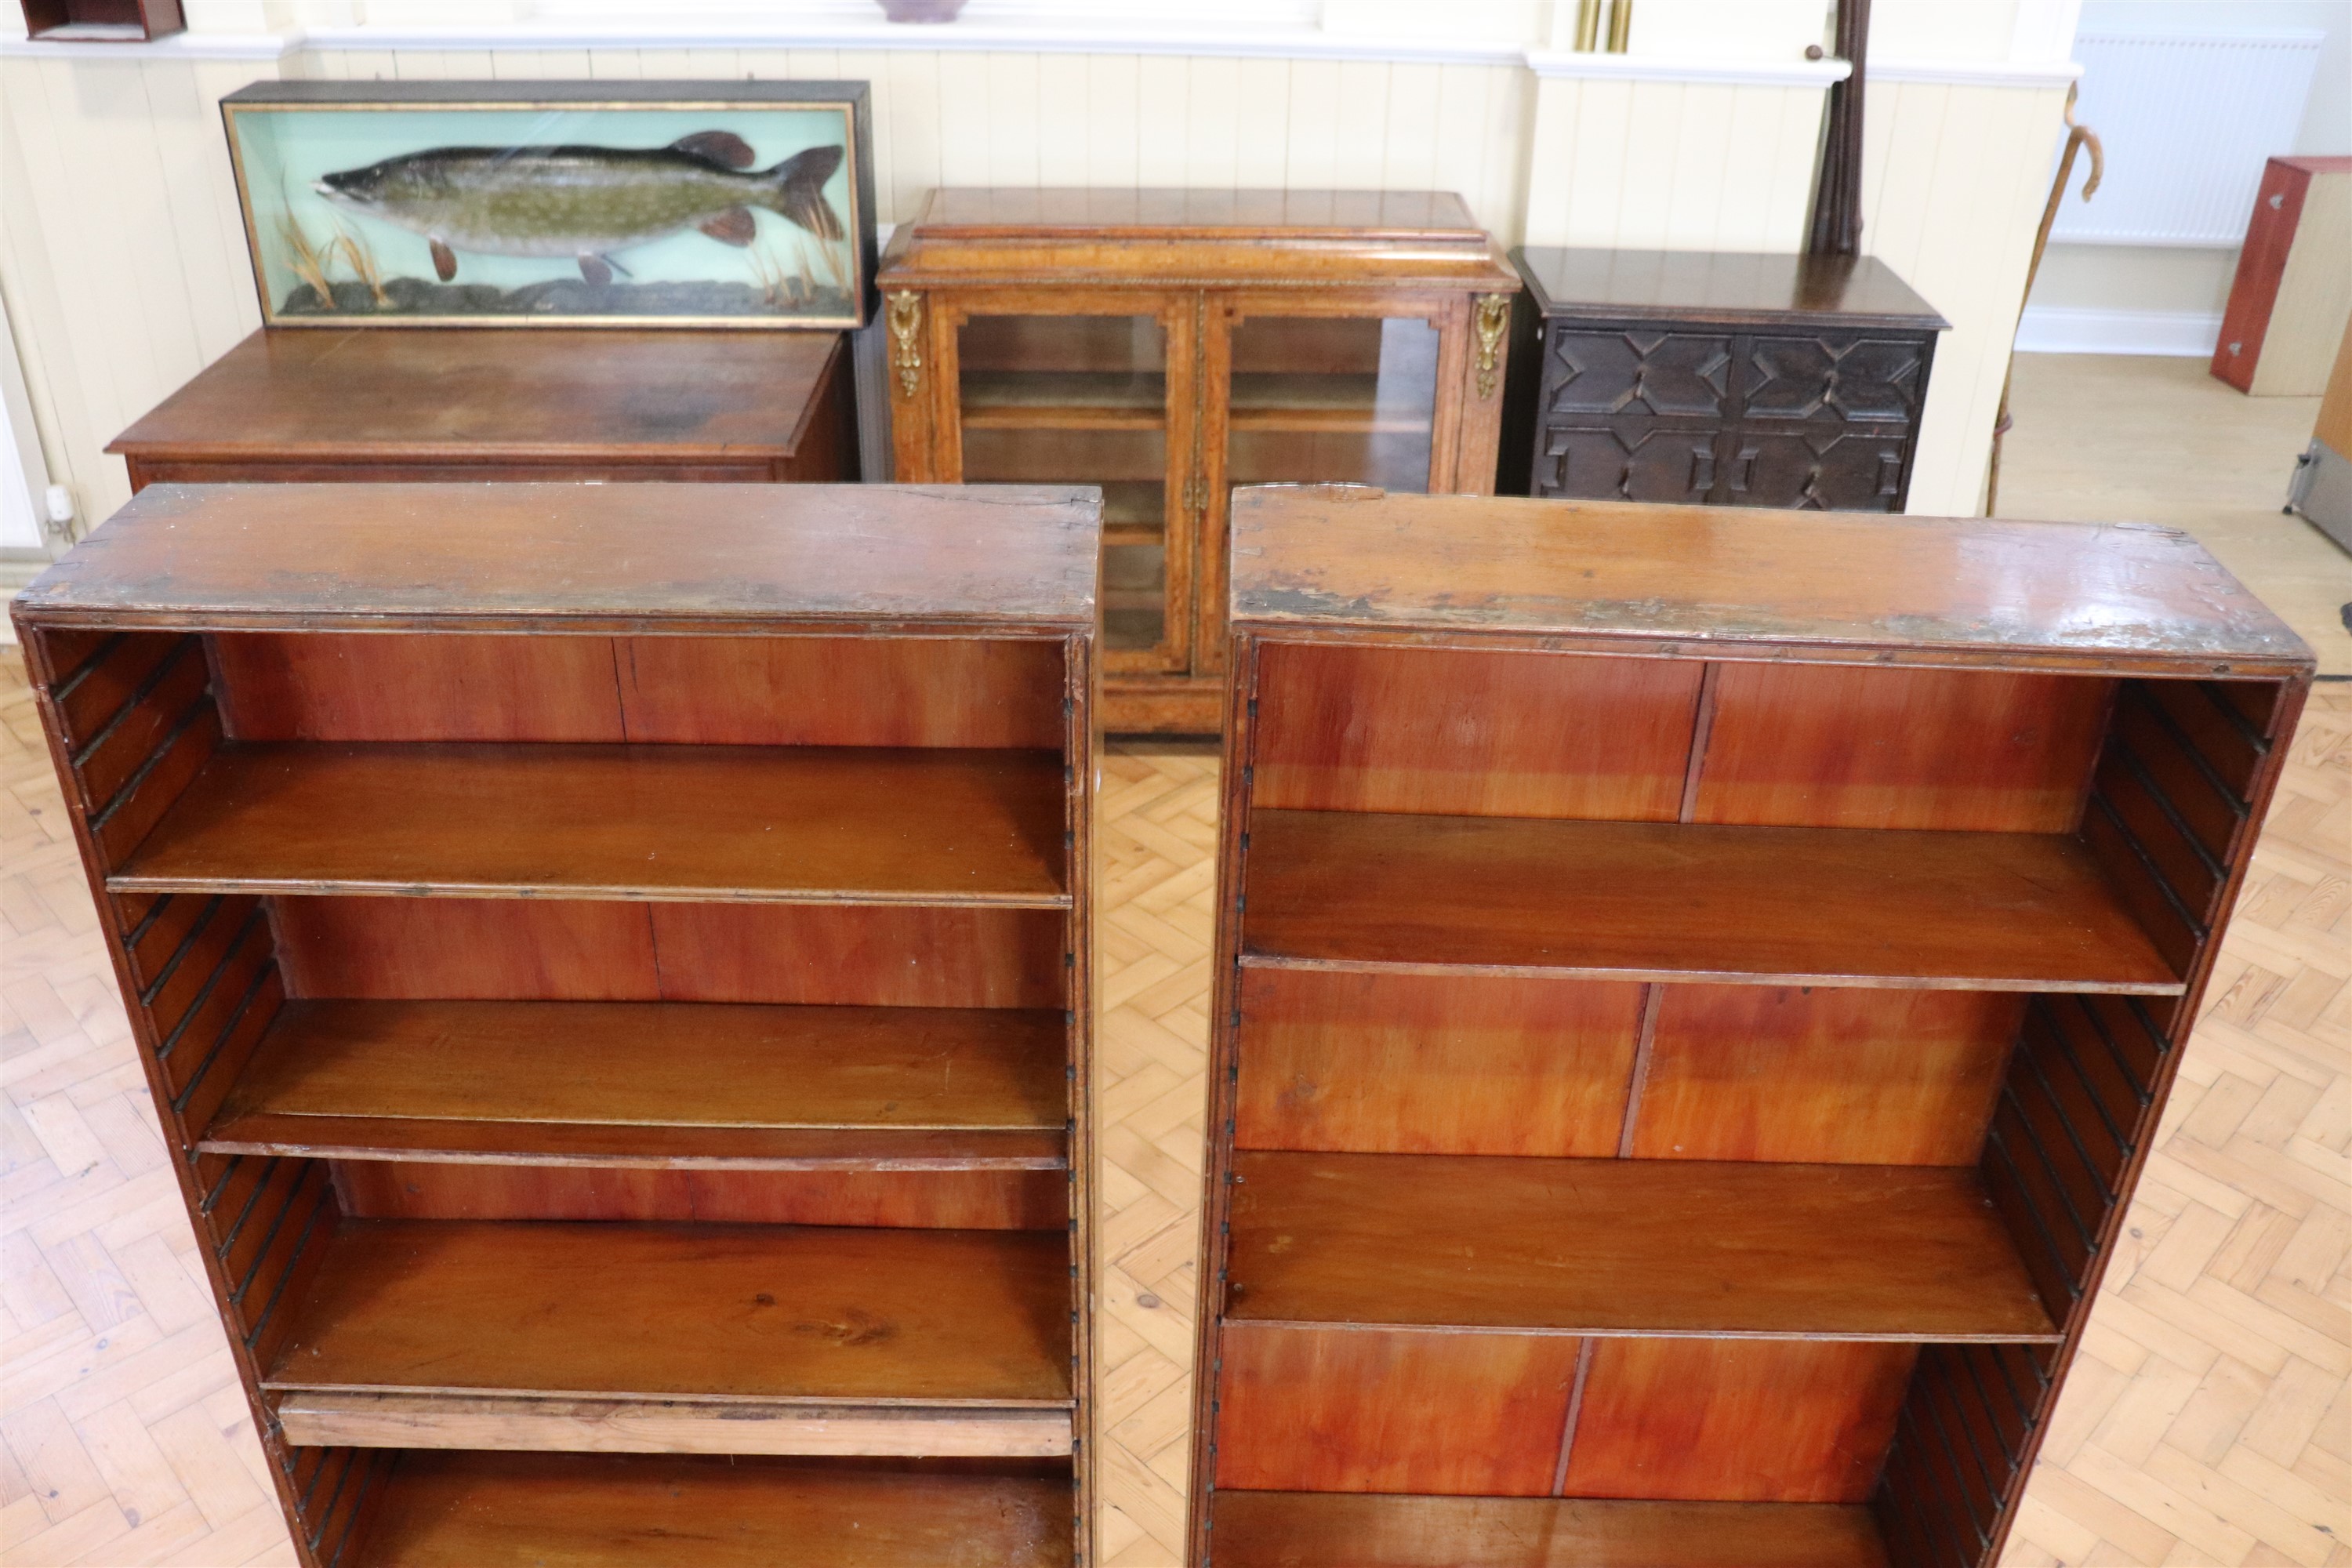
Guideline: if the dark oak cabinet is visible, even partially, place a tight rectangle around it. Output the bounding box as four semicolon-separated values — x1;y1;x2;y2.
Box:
1185;486;2311;1568
1504;248;1946;510
12;483;1098;1568
107;327;855;491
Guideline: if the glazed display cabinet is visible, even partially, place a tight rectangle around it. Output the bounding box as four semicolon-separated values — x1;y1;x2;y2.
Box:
1187;487;2310;1567
879;188;1520;733
13;481;1099;1568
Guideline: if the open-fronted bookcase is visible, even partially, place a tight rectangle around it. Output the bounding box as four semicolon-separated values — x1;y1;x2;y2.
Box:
13;482;1100;1568
1186;488;2311;1568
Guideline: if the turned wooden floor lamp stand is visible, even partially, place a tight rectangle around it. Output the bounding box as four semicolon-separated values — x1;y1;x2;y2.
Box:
1185;488;2311;1567
13;482;1101;1568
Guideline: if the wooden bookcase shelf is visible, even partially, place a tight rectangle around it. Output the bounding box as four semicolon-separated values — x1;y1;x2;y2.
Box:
1211;1492;1892;1568
198;1000;1069;1171
1242;811;2183;993
110;742;1069;906
263;1221;1072;1403
1187;488;2311;1568
1224;1152;2059;1342
354;1452;1074;1567
13;482;1100;1567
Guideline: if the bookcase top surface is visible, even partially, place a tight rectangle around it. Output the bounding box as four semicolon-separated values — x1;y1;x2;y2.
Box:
14;483;1100;633
1229;488;2312;670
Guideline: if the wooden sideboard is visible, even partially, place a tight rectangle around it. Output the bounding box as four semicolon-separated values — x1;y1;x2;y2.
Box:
107;327;855;490
1504;248;1946;511
13;481;1098;1568
880;187;1519;734
1186;485;2309;1568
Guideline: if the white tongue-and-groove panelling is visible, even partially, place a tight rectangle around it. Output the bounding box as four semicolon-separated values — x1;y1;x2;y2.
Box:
1;1;2081;524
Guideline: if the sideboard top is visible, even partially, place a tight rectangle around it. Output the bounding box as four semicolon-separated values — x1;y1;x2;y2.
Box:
1229;488;2312;671
13;483;1100;633
1512;247;1947;330
109;328;844;464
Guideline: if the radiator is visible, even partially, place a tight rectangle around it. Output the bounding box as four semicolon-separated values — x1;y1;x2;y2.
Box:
2053;29;2325;246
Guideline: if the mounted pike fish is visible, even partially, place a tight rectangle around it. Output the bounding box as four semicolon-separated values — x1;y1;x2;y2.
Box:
314;131;844;286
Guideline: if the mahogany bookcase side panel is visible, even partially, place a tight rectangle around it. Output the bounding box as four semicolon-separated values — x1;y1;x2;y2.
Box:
1185;488;2312;1568
11;482;1101;1568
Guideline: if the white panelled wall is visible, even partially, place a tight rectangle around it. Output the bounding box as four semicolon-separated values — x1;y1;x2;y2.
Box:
0;2;2082;526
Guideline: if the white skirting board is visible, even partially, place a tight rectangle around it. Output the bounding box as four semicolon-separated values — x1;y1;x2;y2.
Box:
2014;306;2223;357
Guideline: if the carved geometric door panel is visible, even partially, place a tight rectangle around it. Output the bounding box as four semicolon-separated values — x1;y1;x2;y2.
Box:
1723;426;1911;512
1506;247;1945;515
1741;336;1929;424
1537;422;1722;503
1546;332;1733;418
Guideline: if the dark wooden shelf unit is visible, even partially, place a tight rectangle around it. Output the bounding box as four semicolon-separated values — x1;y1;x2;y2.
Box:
880;187;1520;733
19;0;184;42
1501;248;1947;510
1188;488;2310;1568
107;327;853;491
13;481;1100;1567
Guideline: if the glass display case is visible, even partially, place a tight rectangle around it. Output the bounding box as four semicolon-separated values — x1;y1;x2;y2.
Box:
882;188;1519;733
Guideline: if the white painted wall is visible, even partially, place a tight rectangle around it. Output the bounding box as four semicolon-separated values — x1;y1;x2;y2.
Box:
2020;0;2349;355
0;2;2081;524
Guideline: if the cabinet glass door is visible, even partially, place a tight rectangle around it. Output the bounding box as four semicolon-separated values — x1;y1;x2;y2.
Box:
1224;314;1443;492
1201;307;1449;673
954;310;1188;673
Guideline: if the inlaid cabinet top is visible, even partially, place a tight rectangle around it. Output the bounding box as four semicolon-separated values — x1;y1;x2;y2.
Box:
1228;488;2310;670
881;187;1517;286
15;482;1101;633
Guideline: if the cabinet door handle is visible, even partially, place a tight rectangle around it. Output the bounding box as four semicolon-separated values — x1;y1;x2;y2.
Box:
1731;448;1759;493
1690;446;1717;492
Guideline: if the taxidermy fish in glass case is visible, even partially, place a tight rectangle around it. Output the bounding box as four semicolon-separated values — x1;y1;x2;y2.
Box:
314;132;845;289
220;82;879;328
